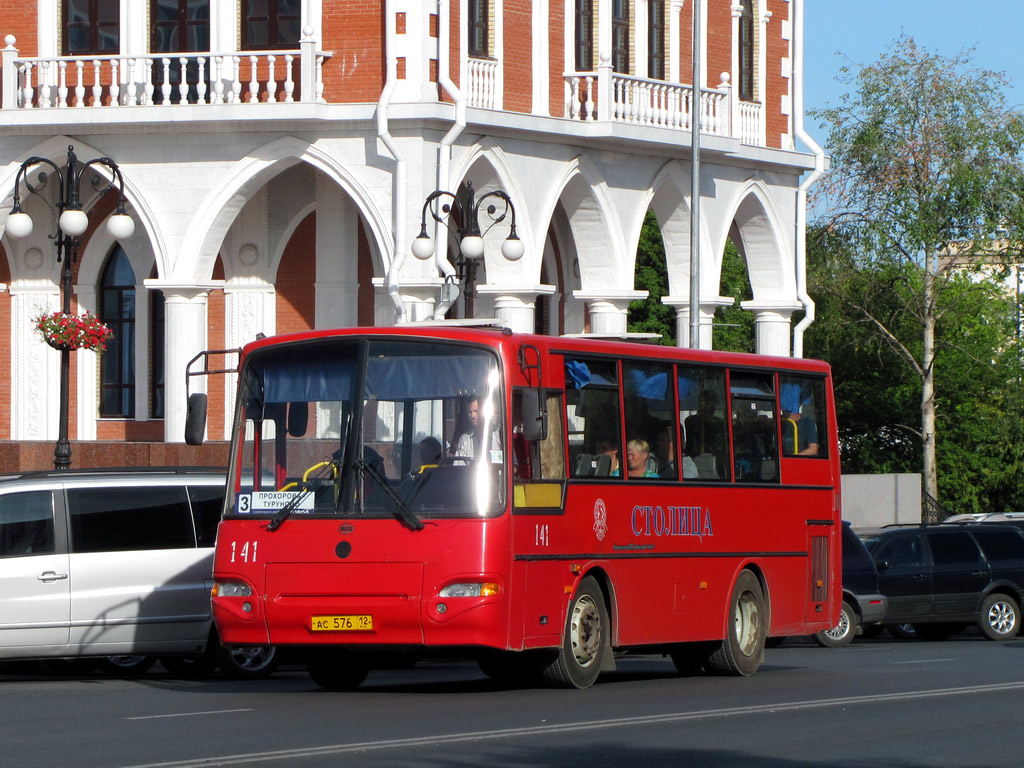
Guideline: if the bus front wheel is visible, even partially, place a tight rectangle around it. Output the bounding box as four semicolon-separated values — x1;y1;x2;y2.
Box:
542;576;609;689
707;570;766;676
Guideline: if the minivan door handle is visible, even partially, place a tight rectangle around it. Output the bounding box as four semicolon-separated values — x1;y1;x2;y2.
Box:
38;571;69;582
972;570;987;578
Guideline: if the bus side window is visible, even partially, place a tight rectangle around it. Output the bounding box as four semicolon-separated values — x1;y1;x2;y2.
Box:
512;390;565;480
779;375;828;459
564;359;621;480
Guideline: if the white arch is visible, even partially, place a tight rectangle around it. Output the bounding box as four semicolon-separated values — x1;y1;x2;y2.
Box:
0;135;167;281
721;178;794;302
540;155;628;290
180;136;393;283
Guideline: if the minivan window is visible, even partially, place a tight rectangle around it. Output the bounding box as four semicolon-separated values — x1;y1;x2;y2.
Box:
971;529;1024;563
189;486;225;547
0;491;55;557
68;487;194;553
927;531;982;566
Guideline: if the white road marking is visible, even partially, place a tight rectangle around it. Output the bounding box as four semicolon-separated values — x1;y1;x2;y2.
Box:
119;681;1024;767
126;708;253;721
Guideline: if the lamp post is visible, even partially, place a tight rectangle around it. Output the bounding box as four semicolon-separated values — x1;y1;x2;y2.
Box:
410;181;524;317
6;144;135;470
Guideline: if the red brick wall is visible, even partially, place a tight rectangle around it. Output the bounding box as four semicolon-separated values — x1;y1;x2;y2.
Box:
321;0;385;102
0;440;231;474
207;258;227;440
275;212;316;335
765;0;791;149
706;1;732;91
502;0;532;113
547;0;565;118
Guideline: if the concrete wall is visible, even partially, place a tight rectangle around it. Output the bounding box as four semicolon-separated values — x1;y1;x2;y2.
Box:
842;473;922;529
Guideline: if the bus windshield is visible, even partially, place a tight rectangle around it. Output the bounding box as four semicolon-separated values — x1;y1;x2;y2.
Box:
231;337;506;522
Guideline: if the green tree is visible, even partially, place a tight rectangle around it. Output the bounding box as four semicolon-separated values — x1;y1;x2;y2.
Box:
812;36;1024;516
629;211;676;345
714;239;755;353
806;223;1024;516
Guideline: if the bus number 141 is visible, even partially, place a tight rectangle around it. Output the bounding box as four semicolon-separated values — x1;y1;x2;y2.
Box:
229;540;258;563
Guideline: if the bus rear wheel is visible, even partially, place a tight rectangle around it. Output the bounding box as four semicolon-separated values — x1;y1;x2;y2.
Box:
707;570;766;676
307;649;369;691
542;576;608;689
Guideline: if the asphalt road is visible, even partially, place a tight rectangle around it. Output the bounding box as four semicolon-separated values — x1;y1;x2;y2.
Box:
2;630;1022;768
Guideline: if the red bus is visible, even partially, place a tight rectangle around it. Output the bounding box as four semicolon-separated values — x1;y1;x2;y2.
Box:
189;326;841;689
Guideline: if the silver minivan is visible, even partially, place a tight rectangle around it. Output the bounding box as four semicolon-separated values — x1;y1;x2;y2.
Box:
0;467;277;677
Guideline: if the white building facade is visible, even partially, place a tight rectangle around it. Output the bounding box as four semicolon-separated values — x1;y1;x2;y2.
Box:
0;0;822;457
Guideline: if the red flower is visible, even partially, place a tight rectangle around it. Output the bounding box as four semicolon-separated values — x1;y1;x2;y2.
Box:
34;311;113;351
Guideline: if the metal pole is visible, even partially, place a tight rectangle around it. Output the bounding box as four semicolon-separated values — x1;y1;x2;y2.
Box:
688;0;703;349
54;148;77;470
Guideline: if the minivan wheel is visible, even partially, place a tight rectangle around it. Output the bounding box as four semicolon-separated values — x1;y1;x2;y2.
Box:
219;645;281;679
98;655;157;677
979;593;1020;640
887;623;917;640
160;652;218;678
813;600;856;648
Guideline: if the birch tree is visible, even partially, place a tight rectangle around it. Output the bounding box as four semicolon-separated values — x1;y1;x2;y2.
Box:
814;37;1024;516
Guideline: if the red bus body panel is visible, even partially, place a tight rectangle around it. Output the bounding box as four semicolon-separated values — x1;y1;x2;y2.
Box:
212;327;842;657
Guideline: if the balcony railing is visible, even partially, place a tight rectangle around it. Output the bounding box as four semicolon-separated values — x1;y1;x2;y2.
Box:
565;67;765;146
1;36;329;110
466;57;498;110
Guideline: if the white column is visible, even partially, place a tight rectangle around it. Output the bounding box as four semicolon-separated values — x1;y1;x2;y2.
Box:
152;284;215;443
8;285;59;440
223;280;275;439
741;300;800;356
315;185;360;330
572;291;647;335
73;284;101;441
664;295;733;350
669;1;684;82
477;284;556;334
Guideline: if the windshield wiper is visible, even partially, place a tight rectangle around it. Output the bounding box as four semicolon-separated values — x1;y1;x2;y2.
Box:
266;459;340;532
358;458;425;532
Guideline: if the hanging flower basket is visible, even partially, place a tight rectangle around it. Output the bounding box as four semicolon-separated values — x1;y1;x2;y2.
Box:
34;311;113;352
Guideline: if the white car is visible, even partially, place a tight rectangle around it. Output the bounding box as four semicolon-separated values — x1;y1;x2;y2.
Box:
0;467;277;678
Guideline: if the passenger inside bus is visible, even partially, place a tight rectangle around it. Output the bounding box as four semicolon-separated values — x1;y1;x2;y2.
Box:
612;439;658;478
781;384;820;457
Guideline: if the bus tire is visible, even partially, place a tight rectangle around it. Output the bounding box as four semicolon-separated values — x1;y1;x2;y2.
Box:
542;576;608;689
307;650;369;691
707;570;766;676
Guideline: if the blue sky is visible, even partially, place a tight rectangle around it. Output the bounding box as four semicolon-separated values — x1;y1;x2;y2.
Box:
803;0;1024;134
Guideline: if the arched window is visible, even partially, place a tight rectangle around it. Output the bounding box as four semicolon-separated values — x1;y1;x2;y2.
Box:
99;247;136;418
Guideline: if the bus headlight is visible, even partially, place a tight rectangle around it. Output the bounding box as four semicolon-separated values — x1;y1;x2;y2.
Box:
213;581;252;598
439;582;500;598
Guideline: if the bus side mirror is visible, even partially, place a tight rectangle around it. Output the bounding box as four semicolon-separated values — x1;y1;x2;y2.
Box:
185;393;208;446
521;388;548;442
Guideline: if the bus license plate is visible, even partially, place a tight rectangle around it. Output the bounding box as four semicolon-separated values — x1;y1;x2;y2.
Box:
311;615;373;632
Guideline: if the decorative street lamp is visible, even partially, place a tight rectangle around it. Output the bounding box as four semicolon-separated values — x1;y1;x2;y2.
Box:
411;181;524;317
6;144;135;470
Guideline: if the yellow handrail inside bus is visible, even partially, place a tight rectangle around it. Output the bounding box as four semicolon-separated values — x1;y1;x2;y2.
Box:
785;417;798;454
278;459;338;492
